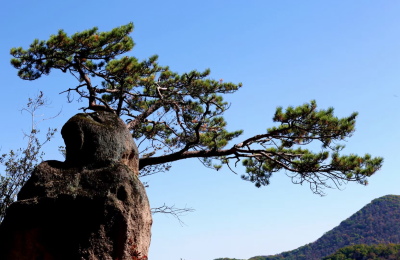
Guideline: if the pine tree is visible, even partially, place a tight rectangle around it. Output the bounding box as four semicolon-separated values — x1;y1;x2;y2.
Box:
10;22;383;195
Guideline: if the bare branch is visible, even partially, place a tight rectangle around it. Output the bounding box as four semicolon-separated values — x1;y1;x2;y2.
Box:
0;92;59;222
151;203;195;226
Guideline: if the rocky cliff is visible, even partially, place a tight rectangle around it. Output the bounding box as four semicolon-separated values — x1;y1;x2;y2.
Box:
0;111;152;260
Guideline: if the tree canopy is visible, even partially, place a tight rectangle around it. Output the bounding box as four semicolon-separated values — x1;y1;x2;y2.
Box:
323;244;400;260
10;22;383;195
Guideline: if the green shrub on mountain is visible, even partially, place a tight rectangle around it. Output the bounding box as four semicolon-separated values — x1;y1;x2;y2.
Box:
250;195;400;260
323;243;400;260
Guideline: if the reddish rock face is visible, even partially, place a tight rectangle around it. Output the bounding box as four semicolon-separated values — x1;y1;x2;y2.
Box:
0;112;152;260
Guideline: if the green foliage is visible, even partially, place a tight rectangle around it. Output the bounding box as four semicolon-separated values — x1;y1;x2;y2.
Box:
249;195;400;260
10;23;134;80
239;100;382;194
10;23;383;195
323;244;400;260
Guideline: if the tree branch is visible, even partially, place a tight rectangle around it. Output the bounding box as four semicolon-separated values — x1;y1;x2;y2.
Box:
151;203;195;226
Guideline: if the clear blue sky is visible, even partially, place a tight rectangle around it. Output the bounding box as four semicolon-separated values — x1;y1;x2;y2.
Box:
1;1;400;259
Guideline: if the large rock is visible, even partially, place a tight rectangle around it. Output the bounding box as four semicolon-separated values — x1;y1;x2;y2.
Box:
61;112;139;175
0;111;152;260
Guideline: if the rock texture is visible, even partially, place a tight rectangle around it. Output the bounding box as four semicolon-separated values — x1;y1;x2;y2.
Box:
0;111;152;260
61;112;139;174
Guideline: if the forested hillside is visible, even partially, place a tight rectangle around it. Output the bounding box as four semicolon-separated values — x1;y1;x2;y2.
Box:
249;195;400;260
322;244;400;260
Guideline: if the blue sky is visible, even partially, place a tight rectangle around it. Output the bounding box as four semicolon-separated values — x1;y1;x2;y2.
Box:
1;1;400;259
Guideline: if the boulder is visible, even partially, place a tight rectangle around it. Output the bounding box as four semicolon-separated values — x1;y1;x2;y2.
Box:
0;111;152;260
61;112;139;175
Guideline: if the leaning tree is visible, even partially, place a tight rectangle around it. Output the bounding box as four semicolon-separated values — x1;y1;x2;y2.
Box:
10;22;383;196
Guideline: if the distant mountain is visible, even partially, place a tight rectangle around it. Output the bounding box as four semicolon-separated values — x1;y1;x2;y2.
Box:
249;195;400;260
322;244;400;260
214;258;246;260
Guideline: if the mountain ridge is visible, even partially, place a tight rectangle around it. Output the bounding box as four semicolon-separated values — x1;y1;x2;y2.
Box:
248;194;400;260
